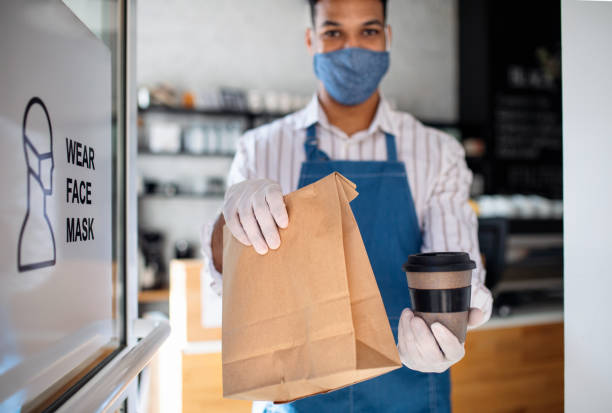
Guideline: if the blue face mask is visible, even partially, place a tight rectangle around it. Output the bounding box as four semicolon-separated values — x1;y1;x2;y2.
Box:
313;47;390;106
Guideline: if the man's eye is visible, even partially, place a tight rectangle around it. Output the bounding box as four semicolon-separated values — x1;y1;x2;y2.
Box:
363;28;380;36
323;30;341;38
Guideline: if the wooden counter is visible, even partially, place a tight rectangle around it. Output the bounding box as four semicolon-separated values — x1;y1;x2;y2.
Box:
169;259;250;413
166;259;563;413
451;321;564;412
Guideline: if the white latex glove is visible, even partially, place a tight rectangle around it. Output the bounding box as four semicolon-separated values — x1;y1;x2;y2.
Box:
223;179;289;255
397;309;466;373
468;283;493;330
397;282;493;374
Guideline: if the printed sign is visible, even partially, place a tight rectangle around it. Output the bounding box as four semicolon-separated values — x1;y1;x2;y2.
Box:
0;0;114;406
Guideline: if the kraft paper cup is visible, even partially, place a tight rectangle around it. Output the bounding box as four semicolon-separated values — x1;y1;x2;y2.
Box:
403;252;475;343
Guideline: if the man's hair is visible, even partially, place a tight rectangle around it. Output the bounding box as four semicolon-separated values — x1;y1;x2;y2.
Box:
307;0;388;26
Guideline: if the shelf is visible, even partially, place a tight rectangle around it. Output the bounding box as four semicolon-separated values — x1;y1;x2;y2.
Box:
138;104;289;119
139;193;224;201
138;150;235;158
508;219;562;234
478;218;562;234
138;288;169;303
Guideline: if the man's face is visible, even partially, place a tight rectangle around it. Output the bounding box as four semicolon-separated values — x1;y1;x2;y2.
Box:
307;0;388;54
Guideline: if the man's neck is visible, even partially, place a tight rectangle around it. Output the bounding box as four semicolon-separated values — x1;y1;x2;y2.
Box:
317;84;381;137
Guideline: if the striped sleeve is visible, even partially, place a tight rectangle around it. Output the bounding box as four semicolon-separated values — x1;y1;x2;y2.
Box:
227;131;256;187
420;130;492;323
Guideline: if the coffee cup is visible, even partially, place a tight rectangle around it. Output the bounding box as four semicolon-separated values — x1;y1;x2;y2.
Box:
403;252;475;343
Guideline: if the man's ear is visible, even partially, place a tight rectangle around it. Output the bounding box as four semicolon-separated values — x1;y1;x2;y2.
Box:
305;27;315;56
386;24;393;51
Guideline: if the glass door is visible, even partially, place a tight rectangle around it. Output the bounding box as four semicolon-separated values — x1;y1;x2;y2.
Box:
0;0;129;410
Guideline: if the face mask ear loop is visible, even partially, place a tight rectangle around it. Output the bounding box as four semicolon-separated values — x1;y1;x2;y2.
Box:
385;25;391;52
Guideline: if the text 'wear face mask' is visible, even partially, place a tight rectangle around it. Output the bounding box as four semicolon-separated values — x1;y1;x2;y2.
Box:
313;28;390;106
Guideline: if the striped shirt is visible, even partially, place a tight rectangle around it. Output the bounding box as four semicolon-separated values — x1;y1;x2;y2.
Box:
201;94;492;317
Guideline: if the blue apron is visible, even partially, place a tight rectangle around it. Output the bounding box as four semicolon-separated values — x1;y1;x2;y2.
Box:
262;123;451;413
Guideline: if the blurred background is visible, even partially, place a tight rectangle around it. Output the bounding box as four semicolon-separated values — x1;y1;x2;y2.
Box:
6;0;612;411
135;1;564;412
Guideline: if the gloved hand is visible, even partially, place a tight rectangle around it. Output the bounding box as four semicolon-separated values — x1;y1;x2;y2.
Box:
223;179;289;255
397;284;493;373
397;309;465;373
467;283;493;329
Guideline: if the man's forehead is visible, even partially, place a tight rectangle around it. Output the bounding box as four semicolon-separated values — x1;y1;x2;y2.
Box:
314;0;384;25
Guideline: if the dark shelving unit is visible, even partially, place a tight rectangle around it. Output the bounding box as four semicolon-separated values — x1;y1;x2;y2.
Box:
507;218;562;234
459;0;562;199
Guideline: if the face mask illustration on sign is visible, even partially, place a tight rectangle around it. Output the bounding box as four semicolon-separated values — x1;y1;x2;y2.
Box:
17;97;56;272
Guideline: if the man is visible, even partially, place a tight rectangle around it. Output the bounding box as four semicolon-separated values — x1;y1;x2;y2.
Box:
202;0;493;411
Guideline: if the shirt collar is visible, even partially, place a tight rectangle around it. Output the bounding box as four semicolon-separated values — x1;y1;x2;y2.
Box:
294;93;396;137
294;94;321;131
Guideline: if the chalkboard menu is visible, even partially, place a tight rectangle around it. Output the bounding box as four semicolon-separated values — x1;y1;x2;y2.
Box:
460;0;562;199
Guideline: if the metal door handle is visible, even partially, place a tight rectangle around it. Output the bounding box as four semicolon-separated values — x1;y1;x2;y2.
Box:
56;318;170;413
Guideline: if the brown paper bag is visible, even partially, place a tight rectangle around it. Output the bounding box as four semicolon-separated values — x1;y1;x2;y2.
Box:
222;172;401;403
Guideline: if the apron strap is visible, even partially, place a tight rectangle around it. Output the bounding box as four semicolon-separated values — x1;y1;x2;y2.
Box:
304;123;331;161
384;132;398;162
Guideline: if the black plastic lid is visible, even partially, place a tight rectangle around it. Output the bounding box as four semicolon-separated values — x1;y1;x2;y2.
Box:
403;252;476;272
